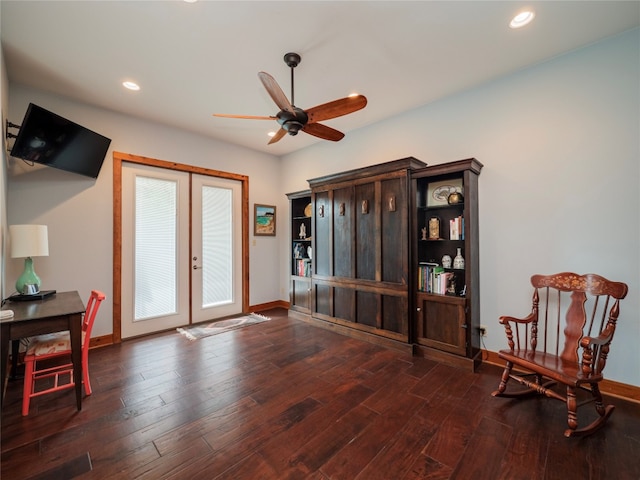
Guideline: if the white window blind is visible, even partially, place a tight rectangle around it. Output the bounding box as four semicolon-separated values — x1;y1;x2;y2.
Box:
134;176;178;320
202;185;233;307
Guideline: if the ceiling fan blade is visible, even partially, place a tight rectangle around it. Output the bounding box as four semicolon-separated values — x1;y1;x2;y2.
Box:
306;95;367;123
302;122;345;142
213;113;276;120
258;72;295;114
268;128;287;145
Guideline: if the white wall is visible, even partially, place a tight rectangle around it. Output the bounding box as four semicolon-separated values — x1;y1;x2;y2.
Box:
280;29;640;387
5;86;283;337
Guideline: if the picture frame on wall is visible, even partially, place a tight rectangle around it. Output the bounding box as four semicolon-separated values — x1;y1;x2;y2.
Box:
254;204;276;236
426;178;463;207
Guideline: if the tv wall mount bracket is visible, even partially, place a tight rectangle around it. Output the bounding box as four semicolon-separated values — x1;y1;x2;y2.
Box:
6;120;20;139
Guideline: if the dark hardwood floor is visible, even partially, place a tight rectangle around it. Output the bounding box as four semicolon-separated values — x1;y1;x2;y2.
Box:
2;308;639;479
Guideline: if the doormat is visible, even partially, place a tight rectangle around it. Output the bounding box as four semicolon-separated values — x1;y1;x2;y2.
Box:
176;313;270;341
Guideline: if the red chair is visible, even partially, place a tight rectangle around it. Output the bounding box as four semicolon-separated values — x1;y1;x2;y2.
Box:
22;290;106;416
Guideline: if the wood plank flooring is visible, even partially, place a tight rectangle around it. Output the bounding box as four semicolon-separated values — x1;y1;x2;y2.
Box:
2;308;639;479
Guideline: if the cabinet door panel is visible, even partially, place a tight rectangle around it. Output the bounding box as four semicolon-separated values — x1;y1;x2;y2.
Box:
334;287;354;322
381;177;407;284
314;192;331;276
356;291;378;327
418;296;467;355
314;284;331;316
382;295;407;335
333;187;353;278
291;277;310;312
355;182;376;281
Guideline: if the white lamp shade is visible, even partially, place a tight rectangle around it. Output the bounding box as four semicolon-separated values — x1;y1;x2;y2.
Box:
10;225;49;258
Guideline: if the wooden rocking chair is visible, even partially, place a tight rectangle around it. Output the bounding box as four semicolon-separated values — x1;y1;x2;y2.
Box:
492;272;628;437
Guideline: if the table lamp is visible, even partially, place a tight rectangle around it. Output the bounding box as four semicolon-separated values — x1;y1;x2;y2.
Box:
10;224;49;295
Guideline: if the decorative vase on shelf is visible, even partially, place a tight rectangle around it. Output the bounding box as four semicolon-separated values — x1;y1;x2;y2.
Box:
428;217;440;240
447;188;464;205
453;248;465;269
442;254;452;269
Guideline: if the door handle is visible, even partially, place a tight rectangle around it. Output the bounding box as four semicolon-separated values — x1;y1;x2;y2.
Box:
193;256;202;269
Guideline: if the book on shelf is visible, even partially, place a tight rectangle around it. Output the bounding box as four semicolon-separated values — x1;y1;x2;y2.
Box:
417;262;439;293
417;263;459;295
296;258;312;277
438;272;454;294
449;215;464;240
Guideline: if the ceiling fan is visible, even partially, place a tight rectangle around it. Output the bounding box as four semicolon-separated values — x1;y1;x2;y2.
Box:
213;52;367;145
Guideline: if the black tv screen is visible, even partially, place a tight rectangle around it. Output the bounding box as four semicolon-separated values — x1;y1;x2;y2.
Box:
10;103;112;179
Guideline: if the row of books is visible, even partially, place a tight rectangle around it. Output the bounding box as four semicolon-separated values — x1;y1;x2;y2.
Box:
417;263;457;294
449;215;464;240
295;258;312;277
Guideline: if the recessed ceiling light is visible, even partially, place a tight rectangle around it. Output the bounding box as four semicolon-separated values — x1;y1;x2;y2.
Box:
510;10;535;29
184;0;198;3
267;131;276;138
122;81;140;91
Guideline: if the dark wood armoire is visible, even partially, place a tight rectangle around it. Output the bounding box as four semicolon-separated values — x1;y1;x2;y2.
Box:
289;158;427;351
287;156;483;369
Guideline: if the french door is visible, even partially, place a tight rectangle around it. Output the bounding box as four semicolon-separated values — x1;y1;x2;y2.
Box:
119;161;243;339
191;174;243;323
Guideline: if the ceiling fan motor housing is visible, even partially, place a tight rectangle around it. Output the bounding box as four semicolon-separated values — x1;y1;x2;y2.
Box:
277;108;308;135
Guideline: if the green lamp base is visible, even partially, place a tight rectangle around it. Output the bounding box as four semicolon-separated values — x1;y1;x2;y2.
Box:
15;257;42;295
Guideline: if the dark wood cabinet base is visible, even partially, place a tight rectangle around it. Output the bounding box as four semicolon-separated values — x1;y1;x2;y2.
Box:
289;310;413;354
413;344;482;372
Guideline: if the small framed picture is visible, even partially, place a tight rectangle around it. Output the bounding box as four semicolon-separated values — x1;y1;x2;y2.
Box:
254;204;276;236
427;179;463;207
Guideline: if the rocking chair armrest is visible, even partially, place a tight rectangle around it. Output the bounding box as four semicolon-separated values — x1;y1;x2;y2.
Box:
580;325;615;348
498;312;536;326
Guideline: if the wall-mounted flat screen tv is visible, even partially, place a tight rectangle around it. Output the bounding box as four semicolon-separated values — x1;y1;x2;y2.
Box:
9;103;112;179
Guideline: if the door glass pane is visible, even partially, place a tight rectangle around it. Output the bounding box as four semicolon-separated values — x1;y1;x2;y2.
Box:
202;185;233;307
135;176;178;320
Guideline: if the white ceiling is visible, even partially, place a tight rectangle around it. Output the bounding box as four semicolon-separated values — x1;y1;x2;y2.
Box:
2;1;639;157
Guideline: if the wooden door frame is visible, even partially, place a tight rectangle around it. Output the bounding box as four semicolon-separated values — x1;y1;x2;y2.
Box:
112;151;249;343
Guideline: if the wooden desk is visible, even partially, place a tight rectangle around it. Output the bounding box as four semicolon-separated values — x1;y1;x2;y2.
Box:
1;291;86;409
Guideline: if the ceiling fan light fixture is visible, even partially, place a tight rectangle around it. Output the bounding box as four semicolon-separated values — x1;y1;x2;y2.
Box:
284;121;303;135
510;10;535;29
